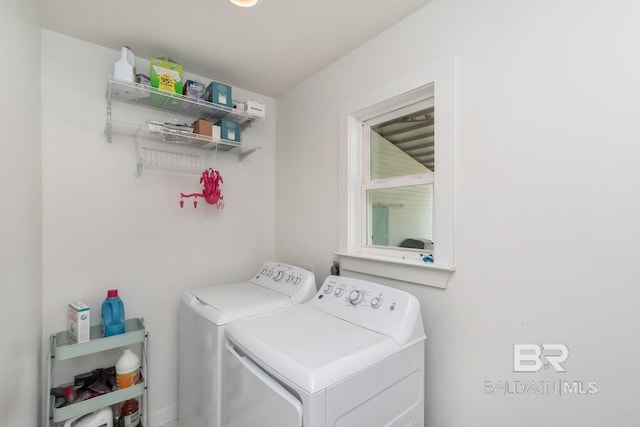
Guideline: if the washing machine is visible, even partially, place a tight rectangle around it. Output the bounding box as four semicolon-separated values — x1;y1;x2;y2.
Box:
178;262;316;427
223;275;426;427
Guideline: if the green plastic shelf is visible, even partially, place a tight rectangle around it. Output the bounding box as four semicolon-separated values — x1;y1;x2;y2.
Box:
53;318;145;360
51;380;145;423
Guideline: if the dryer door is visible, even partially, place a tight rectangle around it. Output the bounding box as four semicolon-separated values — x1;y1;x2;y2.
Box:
224;344;303;427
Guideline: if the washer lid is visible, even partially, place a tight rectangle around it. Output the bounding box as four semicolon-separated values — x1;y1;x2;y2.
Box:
226;305;402;394
183;282;292;325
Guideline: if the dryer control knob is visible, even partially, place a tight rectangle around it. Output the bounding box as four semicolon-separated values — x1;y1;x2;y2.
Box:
371;297;382;308
265;269;273;277
335;288;344;297
285;274;293;282
293;276;301;285
349;290;364;305
324;284;333;294
274;270;284;281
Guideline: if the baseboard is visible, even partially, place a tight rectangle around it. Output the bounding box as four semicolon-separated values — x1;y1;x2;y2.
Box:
150;404;177;427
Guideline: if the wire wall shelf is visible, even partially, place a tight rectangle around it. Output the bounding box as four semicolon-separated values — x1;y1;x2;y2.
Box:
105;77;262;176
135;145;208;177
106;77;258;131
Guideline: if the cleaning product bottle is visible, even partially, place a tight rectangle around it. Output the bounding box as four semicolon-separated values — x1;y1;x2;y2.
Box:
116;348;141;389
102;289;125;337
120;398;141;427
63;407;113;427
114;45;135;83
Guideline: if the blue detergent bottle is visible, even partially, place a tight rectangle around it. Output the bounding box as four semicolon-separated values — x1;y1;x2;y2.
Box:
102;289;125;337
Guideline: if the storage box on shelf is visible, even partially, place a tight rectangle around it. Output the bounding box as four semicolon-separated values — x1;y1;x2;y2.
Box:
46;318;149;427
205;80;233;107
149;57;184;94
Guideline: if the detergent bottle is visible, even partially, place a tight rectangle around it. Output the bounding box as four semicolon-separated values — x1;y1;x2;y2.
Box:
114;45;135;82
116;348;141;389
102;289;125;337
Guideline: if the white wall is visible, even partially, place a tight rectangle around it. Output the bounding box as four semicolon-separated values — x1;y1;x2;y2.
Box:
276;0;640;425
0;0;42;425
41;30;276;425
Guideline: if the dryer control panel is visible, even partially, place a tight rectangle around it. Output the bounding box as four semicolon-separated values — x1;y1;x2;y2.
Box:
251;262;317;304
308;276;425;346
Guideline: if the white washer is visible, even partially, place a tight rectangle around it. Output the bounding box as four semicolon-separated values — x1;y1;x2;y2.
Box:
178;262;316;427
223;275;426;427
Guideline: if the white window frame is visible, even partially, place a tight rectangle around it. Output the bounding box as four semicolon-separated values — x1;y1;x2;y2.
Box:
337;57;456;288
361;98;435;254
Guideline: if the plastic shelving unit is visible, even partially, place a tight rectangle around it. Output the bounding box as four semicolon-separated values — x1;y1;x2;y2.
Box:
46;318;149;426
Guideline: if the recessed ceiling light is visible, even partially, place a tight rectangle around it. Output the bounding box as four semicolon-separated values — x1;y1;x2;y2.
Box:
230;0;259;7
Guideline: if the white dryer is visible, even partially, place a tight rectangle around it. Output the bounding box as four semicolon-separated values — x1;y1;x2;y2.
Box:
178;262;316;427
223;275;426;427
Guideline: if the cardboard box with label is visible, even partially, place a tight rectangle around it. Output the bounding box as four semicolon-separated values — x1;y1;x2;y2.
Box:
183;80;206;100
216;119;241;142
150;57;183;93
149;57;183;110
245;100;266;118
205;81;233;107
68;301;90;344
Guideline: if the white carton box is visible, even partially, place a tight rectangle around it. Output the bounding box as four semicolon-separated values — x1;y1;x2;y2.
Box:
245;100;265;118
233;101;246;112
68;301;90;343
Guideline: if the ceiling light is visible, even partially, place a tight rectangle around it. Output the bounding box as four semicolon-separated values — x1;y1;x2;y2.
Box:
230;0;259;7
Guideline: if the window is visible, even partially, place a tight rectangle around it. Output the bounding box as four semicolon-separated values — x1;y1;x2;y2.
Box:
364;101;435;251
337;58;455;288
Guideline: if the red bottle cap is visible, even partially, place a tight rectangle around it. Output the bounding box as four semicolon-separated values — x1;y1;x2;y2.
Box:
107;289;119;298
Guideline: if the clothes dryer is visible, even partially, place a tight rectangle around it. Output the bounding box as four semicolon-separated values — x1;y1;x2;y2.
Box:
224;275;426;427
178;262;316;427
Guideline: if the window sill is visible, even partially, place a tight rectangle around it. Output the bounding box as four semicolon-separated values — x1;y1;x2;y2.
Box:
335;252;454;289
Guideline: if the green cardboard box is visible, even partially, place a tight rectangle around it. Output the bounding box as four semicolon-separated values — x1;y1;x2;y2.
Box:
149;57;184;110
150;57;183;93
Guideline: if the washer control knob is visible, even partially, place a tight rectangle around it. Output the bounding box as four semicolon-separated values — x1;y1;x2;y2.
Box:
335;288;344;297
293;276;301;285
324;284;333;294
274;270;284;281
370;297;382;308
265;269;273;277
349;290;364;305
285;274;293;282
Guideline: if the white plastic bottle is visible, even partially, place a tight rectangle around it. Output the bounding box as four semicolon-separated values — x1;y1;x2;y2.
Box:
114;45;135;82
63;407;113;427
116;348;141;389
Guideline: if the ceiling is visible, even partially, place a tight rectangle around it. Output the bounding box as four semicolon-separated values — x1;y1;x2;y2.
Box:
373;106;435;171
37;0;432;97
